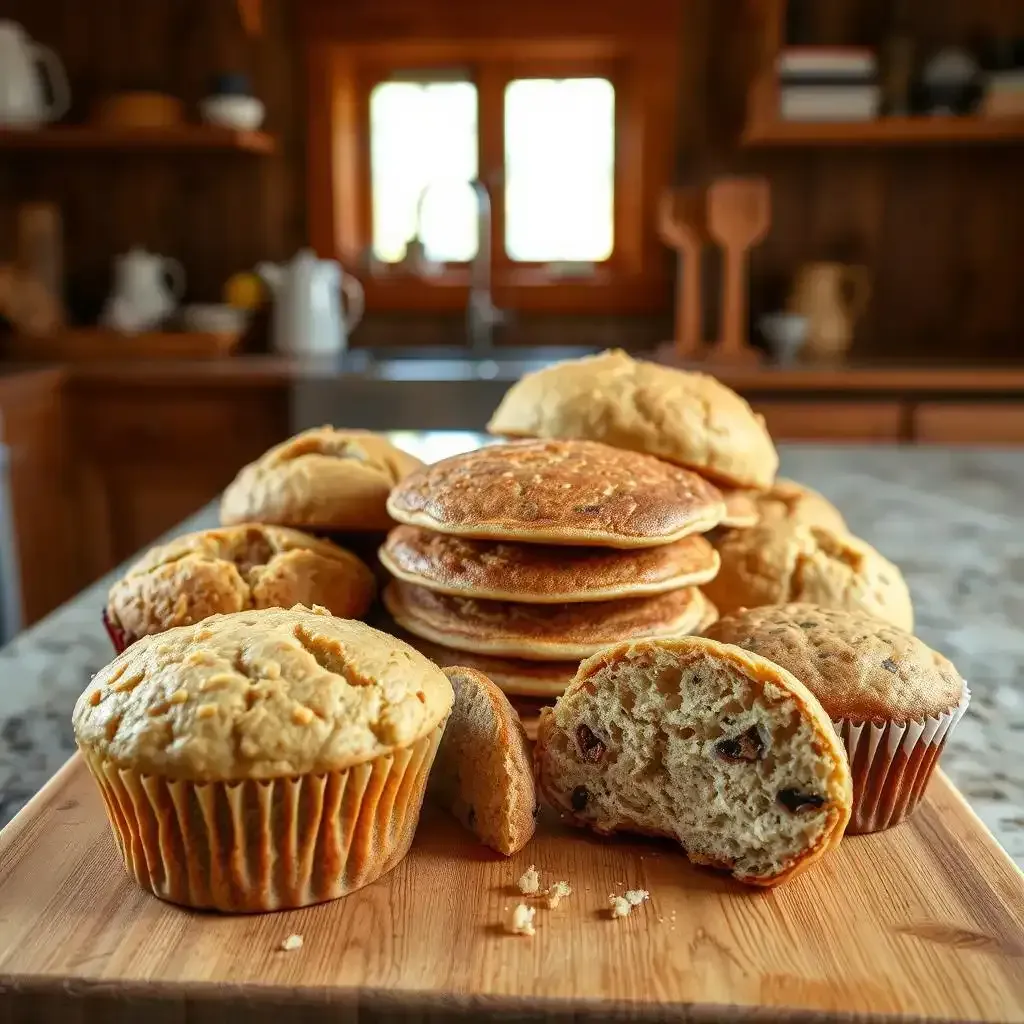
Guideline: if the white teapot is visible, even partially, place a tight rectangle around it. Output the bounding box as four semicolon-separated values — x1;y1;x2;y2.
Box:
0;21;70;128
101;248;186;334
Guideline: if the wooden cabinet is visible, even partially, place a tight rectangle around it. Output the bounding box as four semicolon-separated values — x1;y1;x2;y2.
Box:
748;400;906;442
912;402;1024;445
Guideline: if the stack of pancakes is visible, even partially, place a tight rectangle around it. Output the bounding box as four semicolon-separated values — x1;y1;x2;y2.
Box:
378;438;729;735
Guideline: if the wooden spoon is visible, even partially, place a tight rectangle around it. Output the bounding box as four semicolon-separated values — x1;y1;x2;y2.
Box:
657;188;707;358
706;176;772;363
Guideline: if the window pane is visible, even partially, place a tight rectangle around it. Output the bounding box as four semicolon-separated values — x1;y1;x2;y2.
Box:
370;80;478;263
504;78;615;262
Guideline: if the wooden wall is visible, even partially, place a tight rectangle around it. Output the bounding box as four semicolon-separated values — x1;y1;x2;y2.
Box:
0;0;1022;359
0;0;303;320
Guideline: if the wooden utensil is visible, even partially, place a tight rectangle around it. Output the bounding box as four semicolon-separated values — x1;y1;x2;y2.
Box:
657;187;707;357
0;757;1021;1023
706;175;772;363
16;202;64;326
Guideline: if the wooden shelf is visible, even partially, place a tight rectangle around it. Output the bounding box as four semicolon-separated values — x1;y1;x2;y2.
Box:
0;126;276;154
743;116;1024;147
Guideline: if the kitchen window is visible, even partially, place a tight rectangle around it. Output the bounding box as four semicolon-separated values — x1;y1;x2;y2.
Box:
303;2;680;314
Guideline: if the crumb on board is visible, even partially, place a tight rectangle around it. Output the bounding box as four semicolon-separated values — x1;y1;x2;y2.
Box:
625;889;650;907
517;864;540;896
610;896;631;919
280;933;303;952
507;903;536;937
545;881;572;910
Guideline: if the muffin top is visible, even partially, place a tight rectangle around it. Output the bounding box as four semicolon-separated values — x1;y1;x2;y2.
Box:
748;478;847;532
703;603;965;722
486;349;778;489
220;427;424;532
704;520;914;631
74;606;453;781
107;524;375;640
386;438;726;548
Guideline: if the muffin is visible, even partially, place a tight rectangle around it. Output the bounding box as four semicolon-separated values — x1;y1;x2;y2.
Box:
534;636;852;887
744;478;847;532
103;524;375;653
486;349;778;489
704;604;970;833
704;520;914;631
74;605;453;911
220;427;423;534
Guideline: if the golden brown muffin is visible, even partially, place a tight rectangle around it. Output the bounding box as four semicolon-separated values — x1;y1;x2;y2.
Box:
220;427;423;532
430;666;537;856
73;605;453;912
383;578;711;661
534;636;852;887
719;488;760;528
704;521;914;631
486;349;778;489
387;438;726;548
703;604;969;834
105;524;375;648
380;526;720;604
746;478;847;532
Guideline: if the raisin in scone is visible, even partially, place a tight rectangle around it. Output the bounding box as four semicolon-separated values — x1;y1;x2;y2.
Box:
534;636;852;887
429;667;536;855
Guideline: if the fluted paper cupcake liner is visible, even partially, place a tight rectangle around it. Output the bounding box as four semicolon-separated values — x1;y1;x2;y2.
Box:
80;723;444;912
835;686;970;834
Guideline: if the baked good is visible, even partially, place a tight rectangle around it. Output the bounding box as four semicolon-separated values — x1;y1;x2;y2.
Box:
429;666;536;855
748;478;847;532
383;579;711;661
719;488;760;529
104;524;375;651
220;427;423;533
73;605;453;911
534;636;852;887
380;526;719;604
703;604;970;833
486;349;778;489
704;521;914;631
386;439;725;548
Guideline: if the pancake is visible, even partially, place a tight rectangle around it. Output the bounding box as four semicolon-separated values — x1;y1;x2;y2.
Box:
382;579;711;661
386;439;726;548
719;488;760;528
379;526;720;604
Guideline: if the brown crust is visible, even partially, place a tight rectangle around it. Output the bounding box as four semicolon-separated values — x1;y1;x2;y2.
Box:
432;666;537;856
383;580;710;661
719;488;760;528
379;526;720;603
220;427;424;532
705;521;914;631
749;478;847;532
386;439;726;548
106;524;376;642
486;349;779;489
703;603;964;722
534;636;853;888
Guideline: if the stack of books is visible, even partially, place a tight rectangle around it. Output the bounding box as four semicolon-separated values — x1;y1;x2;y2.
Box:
777;47;880;122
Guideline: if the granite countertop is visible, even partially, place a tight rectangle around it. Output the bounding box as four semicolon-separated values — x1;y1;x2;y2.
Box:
0;440;1021;868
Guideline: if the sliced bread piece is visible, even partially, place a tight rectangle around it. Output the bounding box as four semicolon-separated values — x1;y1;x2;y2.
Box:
431;666;537;855
534;636;852;887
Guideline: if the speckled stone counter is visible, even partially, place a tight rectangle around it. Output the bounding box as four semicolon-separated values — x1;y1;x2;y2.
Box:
1;440;1021;867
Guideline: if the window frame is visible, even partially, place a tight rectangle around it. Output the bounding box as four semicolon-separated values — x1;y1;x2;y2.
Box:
306;34;678;314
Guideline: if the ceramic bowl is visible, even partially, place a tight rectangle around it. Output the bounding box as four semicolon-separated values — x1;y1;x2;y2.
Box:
199;95;265;131
759;313;809;366
181;304;249;335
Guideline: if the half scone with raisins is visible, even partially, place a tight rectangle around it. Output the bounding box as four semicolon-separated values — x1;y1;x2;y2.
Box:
534;636;852;887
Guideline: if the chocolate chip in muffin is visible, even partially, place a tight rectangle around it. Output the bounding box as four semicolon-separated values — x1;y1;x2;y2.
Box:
570;785;589;812
881;657;899;674
575;724;606;763
777;788;826;813
715;724;769;763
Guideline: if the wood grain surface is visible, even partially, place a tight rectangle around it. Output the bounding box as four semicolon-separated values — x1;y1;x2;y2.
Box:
0;756;1021;1023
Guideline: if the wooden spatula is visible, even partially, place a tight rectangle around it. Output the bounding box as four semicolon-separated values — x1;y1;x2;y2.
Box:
706;176;771;363
657;188;707;358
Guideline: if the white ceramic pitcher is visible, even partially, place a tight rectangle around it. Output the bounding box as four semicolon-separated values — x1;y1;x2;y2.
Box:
0;21;70;128
101;248;186;334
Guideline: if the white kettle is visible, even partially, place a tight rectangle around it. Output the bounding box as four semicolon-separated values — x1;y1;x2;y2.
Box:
257;249;364;356
101;248;186;334
0;21;70;128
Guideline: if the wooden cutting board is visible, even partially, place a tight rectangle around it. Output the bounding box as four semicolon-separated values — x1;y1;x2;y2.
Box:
0;756;1021;1023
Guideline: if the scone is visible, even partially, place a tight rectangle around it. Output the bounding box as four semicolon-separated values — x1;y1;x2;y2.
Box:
383;579;712;660
719;489;760;529
104;524;376;651
534;636;852;887
220;427;423;532
387;438;726;548
430;666;536;855
380;526;720;603
745;478;846;532
704;521;914;631
704;604;970;833
73;606;453;911
486;349;778;489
